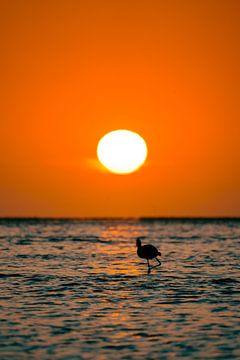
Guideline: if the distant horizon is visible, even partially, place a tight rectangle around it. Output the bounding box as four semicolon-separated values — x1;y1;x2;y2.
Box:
1;216;239;221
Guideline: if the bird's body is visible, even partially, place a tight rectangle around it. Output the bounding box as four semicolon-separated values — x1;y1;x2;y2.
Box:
137;244;161;260
136;237;161;274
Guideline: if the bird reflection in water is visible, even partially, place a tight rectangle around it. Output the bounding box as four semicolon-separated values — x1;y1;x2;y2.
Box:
136;236;161;274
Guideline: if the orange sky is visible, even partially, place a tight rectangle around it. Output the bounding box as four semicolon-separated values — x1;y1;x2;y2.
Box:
1;0;239;217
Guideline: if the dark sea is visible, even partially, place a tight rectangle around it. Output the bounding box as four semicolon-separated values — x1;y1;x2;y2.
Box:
0;218;239;360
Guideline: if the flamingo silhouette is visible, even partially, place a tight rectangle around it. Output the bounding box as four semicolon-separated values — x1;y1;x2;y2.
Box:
136;237;161;274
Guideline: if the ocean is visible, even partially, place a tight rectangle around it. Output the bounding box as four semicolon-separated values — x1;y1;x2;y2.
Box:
0;218;239;359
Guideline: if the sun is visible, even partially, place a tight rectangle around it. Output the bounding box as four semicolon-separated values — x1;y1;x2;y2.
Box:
97;129;148;174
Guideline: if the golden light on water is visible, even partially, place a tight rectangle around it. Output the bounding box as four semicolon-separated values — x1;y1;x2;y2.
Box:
97;130;148;174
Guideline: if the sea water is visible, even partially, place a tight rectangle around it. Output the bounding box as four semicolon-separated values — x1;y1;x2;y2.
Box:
0;219;239;359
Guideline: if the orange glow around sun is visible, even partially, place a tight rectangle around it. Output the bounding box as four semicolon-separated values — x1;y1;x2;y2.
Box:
0;0;239;217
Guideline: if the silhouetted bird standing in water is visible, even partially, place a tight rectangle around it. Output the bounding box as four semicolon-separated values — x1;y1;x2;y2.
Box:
136;237;161;274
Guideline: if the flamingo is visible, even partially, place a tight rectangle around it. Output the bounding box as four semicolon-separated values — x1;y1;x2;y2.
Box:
136;237;161;274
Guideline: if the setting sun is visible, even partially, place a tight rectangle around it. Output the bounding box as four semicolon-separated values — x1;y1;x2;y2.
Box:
97;130;148;174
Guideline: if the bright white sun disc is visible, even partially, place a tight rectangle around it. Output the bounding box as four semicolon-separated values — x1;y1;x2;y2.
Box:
97;130;148;174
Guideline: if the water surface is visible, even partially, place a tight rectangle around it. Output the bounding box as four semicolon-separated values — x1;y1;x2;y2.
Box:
0;219;239;359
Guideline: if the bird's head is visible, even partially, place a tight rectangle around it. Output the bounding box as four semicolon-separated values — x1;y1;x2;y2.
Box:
136;238;141;247
136;236;145;247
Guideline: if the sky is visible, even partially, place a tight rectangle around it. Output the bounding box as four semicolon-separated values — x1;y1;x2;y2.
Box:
1;0;239;217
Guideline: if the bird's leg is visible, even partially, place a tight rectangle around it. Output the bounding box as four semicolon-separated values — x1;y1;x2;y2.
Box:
150;257;161;270
147;259;151;274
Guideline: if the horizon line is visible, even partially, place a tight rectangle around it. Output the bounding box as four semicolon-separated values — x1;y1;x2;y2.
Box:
0;216;239;221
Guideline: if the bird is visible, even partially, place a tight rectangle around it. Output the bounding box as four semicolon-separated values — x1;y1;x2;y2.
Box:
136;236;161;274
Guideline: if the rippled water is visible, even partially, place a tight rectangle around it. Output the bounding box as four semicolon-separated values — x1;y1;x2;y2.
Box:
0;218;240;359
